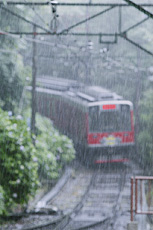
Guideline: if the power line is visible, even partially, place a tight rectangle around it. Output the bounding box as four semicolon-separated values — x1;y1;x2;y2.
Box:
0;29;55;46
0;4;72;50
58;6;115;35
55;3;153;7
0;1;152;58
0;2;153;7
0;5;52;33
120;34;153;57
2;30;153;57
124;0;153;19
0;29;81;50
23;0;50;30
22;0;77;55
122;17;149;34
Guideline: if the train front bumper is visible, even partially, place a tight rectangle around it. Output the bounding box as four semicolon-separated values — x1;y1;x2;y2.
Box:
86;144;135;164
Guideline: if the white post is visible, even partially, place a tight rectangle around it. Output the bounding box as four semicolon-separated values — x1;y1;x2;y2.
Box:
127;221;138;230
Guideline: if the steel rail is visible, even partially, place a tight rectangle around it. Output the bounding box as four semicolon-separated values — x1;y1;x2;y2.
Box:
53;171;98;230
67;217;111;230
20;168;98;230
22;216;65;230
53;168;126;230
5;157;143;230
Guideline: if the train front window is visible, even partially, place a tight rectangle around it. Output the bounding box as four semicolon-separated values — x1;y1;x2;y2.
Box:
89;105;131;132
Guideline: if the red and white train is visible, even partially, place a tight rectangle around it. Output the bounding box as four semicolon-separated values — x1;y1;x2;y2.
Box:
35;76;135;164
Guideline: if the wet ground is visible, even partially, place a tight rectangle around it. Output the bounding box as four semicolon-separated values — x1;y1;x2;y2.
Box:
1;159;153;230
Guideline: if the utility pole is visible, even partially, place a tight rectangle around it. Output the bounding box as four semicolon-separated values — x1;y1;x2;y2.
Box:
119;6;122;33
31;25;37;143
135;48;142;155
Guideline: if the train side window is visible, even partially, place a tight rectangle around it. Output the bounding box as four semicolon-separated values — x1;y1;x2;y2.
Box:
120;105;131;131
121;105;129;113
89;106;99;132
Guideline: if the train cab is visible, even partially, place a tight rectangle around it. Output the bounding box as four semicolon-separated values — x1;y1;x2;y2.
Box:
35;77;135;164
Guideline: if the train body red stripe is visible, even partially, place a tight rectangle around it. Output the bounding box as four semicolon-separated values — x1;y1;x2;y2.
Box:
95;158;129;164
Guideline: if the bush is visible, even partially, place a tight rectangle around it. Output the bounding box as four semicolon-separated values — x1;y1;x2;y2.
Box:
0;109;39;209
0;186;5;215
35;114;75;180
0;108;75;214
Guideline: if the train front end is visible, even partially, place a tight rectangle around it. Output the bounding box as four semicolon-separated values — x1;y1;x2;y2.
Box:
87;101;134;163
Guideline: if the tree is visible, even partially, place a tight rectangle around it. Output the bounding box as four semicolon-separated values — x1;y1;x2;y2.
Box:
137;89;153;167
0;6;30;113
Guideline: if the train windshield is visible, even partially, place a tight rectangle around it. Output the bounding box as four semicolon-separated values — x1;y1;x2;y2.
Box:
89;105;131;132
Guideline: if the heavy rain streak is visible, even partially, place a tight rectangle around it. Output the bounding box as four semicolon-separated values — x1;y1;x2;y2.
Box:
0;0;153;230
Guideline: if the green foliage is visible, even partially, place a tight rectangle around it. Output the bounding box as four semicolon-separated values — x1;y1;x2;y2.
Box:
137;89;153;165
0;7;31;113
0;107;75;215
0;53;24;112
35;114;75;180
0;186;5;215
0;109;39;209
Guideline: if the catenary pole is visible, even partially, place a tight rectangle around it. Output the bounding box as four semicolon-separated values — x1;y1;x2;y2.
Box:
31;25;37;143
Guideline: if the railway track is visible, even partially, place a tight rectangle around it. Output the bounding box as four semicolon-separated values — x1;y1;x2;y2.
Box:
1;157;147;230
53;161;142;230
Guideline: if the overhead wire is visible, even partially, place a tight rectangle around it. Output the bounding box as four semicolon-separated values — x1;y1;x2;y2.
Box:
0;5;89;66
0;0;150;100
0;29;82;51
23;0;51;30
58;7;115;35
21;0;67;49
2;1;150;64
0;2;152;7
2;2;81;58
0;2;114;57
0;5;53;34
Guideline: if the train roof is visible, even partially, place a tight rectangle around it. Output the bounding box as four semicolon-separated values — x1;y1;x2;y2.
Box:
37;76;82;91
36;76;132;106
79;86;123;101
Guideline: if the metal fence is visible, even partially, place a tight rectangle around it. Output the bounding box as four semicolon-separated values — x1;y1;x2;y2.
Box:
131;176;153;221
